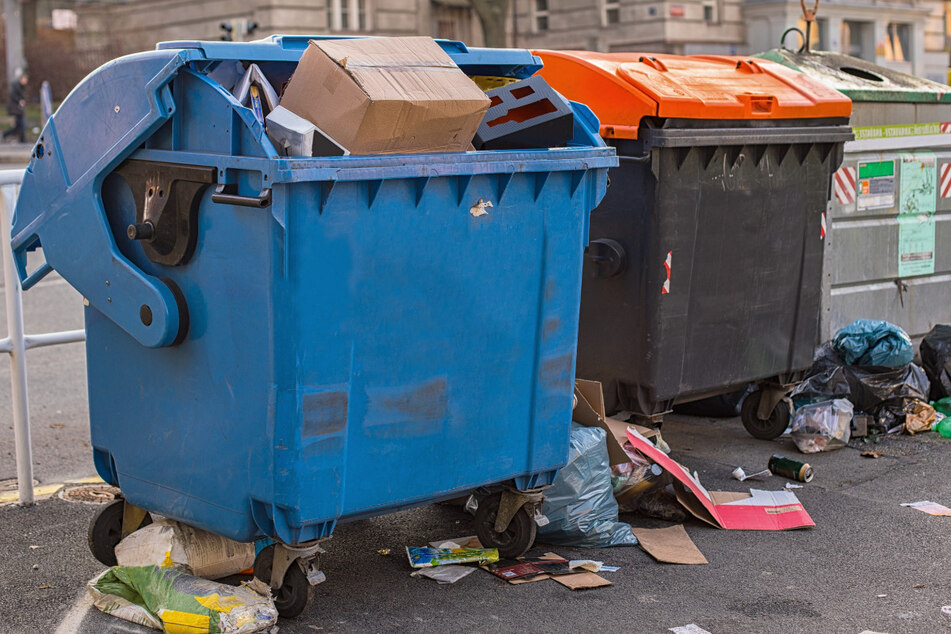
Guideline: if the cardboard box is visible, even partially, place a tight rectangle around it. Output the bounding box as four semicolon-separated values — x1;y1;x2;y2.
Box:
572;378;656;466
280;37;490;155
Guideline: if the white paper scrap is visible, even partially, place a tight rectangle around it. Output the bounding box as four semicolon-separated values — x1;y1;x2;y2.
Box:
669;624;713;634
900;501;951;516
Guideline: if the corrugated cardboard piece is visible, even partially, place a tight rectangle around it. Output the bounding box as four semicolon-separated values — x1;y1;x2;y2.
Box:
573;379;656;466
625;427;815;531
280;37;490;155
631;525;708;565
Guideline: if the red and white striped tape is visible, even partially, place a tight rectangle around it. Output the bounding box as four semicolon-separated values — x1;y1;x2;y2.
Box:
834;166;856;205
941;122;951;134
820;211;827;239
941;163;951;199
662;251;671;294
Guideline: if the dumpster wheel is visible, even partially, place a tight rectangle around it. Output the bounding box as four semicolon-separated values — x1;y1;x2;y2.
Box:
87;498;153;566
253;544;311;619
740;389;790;440
474;491;537;559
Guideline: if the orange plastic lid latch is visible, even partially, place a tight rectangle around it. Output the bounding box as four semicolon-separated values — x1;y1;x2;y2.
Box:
638;56;669;72
735;59;764;74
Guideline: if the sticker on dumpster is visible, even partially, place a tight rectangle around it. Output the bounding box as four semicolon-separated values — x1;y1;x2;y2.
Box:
940;163;951;198
898;153;936;277
470;198;493;217
834;166;855;206
662;251;671;294
856;160;895;211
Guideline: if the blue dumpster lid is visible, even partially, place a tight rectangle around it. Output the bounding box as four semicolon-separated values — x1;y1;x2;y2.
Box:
157;35;542;79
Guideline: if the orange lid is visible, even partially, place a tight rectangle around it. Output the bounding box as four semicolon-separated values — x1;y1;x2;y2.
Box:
533;50;852;139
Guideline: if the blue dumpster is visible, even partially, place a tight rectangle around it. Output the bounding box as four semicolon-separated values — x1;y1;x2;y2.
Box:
11;35;614;613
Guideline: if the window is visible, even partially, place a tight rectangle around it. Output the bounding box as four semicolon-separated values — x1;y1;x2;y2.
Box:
841;20;873;61
327;0;368;31
885;22;912;62
603;0;620;26
534;0;549;32
702;0;718;24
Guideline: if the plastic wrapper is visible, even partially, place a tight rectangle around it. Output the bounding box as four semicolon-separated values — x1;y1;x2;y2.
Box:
115;518;256;580
611;442;668;513
904;401;936;435
88;565;277;633
406;546;498;568
921;324;951;400
832;319;913;367
537;424;638;548
790;399;853;453
790;366;850;409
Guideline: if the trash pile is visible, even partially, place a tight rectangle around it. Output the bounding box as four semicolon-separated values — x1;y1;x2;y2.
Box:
89;519;279;633
225;36;577;158
787;319;951;451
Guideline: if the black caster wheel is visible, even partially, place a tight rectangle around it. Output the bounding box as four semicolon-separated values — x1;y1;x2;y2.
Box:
253;544;311;619
474;492;537;559
740;389;791;440
87;498;152;567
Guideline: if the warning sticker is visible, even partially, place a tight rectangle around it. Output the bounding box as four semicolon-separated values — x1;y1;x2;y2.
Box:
856;160;895;210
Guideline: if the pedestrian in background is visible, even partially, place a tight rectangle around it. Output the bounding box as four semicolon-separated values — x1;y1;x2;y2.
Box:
3;69;28;143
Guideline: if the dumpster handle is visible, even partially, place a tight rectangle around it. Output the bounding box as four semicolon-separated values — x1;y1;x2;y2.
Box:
211;185;273;208
618;152;651;164
780;27;806;53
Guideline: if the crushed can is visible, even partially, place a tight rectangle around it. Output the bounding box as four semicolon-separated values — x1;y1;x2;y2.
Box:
768;455;814;483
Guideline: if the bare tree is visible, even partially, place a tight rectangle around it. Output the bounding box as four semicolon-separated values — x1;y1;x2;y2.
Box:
469;0;509;48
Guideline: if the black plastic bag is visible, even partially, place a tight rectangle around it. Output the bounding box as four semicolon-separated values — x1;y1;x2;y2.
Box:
790;366;850;409
802;342;930;432
921;325;951;401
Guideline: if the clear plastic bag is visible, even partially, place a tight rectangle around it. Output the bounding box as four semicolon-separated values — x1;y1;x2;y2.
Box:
790;399;853;453
537;424;638;548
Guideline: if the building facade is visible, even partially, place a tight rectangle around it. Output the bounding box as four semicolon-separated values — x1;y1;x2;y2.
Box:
71;0;948;81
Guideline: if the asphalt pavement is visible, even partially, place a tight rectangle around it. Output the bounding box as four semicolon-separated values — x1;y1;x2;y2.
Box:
2;253;951;633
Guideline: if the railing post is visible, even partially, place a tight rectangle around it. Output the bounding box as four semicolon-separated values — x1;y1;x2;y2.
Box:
0;182;33;505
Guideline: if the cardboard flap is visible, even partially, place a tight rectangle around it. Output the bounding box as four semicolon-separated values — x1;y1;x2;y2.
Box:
315;36;457;69
573;379;655;466
627;428;815;531
632;525;708;565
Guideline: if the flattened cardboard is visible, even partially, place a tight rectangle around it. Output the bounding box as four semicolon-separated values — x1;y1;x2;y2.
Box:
279;37;490;155
573;379;655;466
485;552;563;585
552;572;612;590
631;525;708;565
626;428;815;531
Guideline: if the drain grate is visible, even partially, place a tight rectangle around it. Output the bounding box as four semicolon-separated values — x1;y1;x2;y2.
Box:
59;484;120;504
0;477;39;491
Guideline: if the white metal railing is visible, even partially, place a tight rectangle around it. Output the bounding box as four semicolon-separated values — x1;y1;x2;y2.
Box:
0;169;85;505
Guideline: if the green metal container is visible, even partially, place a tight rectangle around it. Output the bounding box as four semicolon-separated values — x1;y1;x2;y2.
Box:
758;49;951;345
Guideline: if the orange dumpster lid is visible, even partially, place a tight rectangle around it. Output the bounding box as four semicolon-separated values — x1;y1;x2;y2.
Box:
533;50;852;140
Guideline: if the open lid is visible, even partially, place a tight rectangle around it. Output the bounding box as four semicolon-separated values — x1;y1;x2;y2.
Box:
534;50;851;139
757;49;951;103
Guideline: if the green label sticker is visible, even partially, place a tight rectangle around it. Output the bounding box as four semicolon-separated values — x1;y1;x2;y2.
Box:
857;160;896;210
898;153;937;277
